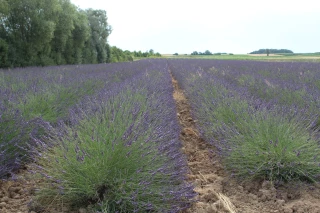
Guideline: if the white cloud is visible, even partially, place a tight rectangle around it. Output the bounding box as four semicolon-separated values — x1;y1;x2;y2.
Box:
71;0;320;53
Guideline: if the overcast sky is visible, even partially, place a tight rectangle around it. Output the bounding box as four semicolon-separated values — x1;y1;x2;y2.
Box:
71;0;320;54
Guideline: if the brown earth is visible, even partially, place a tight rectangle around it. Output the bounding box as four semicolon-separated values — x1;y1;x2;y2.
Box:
171;74;320;213
0;170;84;213
0;169;38;213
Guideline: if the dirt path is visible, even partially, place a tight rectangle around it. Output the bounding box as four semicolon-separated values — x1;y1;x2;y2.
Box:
0;170;37;213
171;74;236;213
171;73;320;213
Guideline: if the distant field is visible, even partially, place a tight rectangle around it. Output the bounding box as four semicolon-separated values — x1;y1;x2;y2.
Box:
162;53;320;62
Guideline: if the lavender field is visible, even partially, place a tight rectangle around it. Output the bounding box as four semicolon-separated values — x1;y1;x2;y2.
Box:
170;59;320;182
1;59;320;212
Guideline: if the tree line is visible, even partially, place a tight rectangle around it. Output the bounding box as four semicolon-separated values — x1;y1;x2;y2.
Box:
132;49;161;58
191;50;213;55
0;0;160;68
250;49;294;54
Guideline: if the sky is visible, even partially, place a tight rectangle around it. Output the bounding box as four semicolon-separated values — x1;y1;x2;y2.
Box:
71;0;320;54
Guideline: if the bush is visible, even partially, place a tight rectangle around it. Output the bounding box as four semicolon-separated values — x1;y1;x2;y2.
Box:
0;109;25;178
220;108;320;183
30;74;194;212
170;61;320;184
0;107;42;178
198;82;320;183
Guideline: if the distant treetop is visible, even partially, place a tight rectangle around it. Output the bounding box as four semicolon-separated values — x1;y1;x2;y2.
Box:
250;49;294;54
191;50;212;55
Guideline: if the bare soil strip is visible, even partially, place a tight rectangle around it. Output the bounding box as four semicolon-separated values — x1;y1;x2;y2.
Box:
0;170;36;213
171;74;235;213
171;74;320;213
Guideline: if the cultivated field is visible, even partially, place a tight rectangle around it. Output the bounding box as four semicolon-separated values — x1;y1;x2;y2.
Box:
163;53;320;62
0;59;319;212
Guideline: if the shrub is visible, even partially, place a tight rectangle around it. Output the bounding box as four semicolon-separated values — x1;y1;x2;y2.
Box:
219;108;320;183
169;59;320;184
0;107;41;178
30;72;194;212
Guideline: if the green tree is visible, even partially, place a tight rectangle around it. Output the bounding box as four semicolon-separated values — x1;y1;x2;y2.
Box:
0;39;8;67
0;0;9;19
84;9;112;64
109;46;133;62
105;43;111;63
0;1;9;67
204;50;212;55
1;0;58;66
50;0;77;64
64;9;90;64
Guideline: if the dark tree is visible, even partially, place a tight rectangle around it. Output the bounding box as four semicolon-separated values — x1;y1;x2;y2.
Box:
204;50;212;55
250;49;293;54
0;39;8;67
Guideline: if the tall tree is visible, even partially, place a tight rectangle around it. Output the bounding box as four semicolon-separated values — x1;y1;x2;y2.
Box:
64;9;90;64
0;0;9;67
0;0;130;67
84;9;112;64
1;0;58;67
0;39;8;67
50;0;77;64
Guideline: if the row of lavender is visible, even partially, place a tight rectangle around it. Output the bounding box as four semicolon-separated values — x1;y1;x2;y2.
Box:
1;60;195;212
0;62;146;178
170;59;320;183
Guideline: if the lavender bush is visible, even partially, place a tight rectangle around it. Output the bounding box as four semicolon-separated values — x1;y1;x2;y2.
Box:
0;61;153;178
29;62;195;212
169;59;320;183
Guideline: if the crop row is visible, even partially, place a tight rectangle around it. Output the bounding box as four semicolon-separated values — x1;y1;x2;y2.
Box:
2;58;319;211
0;60;195;212
1;62;147;178
169;59;320;183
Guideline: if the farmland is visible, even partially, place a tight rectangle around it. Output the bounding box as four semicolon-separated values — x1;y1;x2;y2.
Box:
164;53;320;63
1;59;320;212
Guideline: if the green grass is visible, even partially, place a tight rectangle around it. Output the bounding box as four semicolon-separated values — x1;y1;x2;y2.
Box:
163;54;320;62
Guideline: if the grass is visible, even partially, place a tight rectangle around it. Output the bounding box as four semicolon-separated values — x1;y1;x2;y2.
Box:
163;54;320;62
